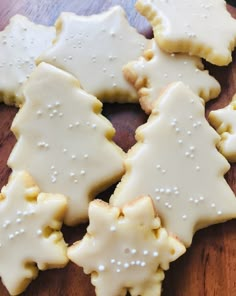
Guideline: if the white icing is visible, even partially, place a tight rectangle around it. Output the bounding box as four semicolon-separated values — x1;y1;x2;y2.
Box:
0;171;68;295
111;82;236;246
38;6;148;102
8;62;124;225
68;197;185;296
136;0;236;65
124;39;220;113
0;15;55;105
209;94;236;162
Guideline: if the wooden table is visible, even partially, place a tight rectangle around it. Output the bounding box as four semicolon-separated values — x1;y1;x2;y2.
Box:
0;1;236;295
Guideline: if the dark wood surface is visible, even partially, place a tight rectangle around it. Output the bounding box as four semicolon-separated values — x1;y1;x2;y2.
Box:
0;1;236;295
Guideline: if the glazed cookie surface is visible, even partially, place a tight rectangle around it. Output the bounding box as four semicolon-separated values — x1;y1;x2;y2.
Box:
124;39;221;113
8;62;124;226
0;171;68;295
38;6;148;102
68;196;185;296
209;94;236;162
136;0;236;66
111;82;236;246
0;15;55;106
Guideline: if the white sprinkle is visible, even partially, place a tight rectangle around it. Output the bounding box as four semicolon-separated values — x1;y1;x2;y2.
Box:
84;154;89;159
211;203;216;208
182;215;187;220
162;169;166;174
131;249;137;254
17;211;22;216
110;226;116;232
155;196;161;201
116;269;121;273
92;123;97;129
156;164;161;169
187;131;192;136
9;234;14;240
16;218;22;224
124;263;130;269
160;188;165;193
143;250;149;255
136;260;141;265
131;261;135;266
70;172;75;177
178;139;183;144
98;265;105;271
117;261;121;266
166;189;171;194
153;251;159;257
110;259;116;264
199;196;204;201
71;155;76;160
80;170;86;176
194;199;199;204
175;128;180;133
37;110;43;116
141;262;146;267
217;210;222;215
37;229;42;236
196;166;200;171
68;124;73;129
190;146;195;151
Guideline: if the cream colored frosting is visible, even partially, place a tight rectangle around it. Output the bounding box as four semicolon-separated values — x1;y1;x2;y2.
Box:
68;196;185;296
136;0;236;66
111;82;236;247
124;39;221;113
38;6;148;102
0;171;68;295
209;94;236;162
8;62;124;226
0;15;55;106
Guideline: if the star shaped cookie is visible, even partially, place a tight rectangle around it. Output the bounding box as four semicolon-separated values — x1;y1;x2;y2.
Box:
111;82;236;246
209;94;236;162
0;15;55;106
136;0;236;65
8;62;124;226
68;196;185;296
0;171;68;295
38;6;148;102
124;39;221;113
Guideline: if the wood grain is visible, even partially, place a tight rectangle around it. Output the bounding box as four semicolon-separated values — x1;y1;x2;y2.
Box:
0;1;236;295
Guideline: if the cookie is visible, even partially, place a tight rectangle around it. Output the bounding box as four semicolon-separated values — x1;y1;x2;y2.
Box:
124;39;221;114
111;81;236;247
37;6;148;102
209;94;236;162
8;62;124;226
68;196;185;296
136;0;236;66
0;15;55;106
0;171;68;295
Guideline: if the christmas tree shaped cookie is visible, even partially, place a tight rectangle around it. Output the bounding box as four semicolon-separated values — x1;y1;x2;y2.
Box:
0;171;68;295
111;82;236;247
37;6;148;102
124;39;221;114
209;94;236;162
68;196;185;296
0;15;55;106
8;62;124;226
136;0;236;65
